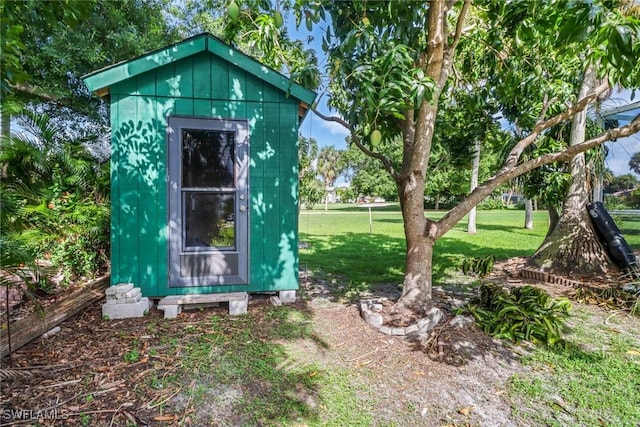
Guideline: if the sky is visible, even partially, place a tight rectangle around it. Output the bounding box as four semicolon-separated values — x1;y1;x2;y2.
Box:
288;18;640;181
287;19;350;153
600;91;640;177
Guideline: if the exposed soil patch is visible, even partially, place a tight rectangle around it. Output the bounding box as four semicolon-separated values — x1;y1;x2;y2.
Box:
299;271;524;426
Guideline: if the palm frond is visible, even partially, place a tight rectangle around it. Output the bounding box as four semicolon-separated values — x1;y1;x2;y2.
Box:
0;234;36;270
0;369;34;382
2;109;110;285
17;109;61;150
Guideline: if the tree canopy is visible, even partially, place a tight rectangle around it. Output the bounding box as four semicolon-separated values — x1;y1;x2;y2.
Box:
288;0;640;312
605;173;640;193
630;152;640;175
1;0;182;137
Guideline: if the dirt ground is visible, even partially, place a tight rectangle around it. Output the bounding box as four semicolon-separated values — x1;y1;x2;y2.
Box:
1;261;639;426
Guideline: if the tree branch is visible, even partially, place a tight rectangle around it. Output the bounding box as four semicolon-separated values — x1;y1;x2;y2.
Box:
440;0;471;89
434;116;640;239
403;2;454;183
463;34;509;62
311;108;398;179
536;93;555;125
450;0;471;56
10;83;68;107
500;80;609;171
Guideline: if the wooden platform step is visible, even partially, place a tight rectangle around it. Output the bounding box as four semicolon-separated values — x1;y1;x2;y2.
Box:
156;292;248;318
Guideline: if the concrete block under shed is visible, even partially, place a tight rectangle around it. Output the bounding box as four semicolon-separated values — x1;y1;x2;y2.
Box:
102;297;149;319
157;292;248;319
278;290;297;303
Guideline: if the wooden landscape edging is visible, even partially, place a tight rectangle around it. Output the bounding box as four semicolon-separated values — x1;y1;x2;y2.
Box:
1;275;110;358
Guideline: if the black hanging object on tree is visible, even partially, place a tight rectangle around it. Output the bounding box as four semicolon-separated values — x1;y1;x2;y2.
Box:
587;201;638;270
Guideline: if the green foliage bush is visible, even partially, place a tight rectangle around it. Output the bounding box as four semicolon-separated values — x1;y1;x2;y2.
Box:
459;283;571;346
460;255;495;277
604;190;640;210
476;196;506;210
604;195;636;210
300;178;324;210
423;195;461;210
1;110;110;288
46;198;110;283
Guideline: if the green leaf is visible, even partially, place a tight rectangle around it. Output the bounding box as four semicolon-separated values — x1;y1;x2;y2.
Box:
228;1;239;20
274;11;283;28
615;24;632;55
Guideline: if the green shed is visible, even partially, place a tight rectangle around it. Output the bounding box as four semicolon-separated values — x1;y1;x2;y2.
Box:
83;33;316;306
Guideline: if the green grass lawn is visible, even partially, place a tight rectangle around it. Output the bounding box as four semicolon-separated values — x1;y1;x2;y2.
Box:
613;212;640;248
507;305;640;426
298;208;640;426
300;208;640;289
299;208;550;288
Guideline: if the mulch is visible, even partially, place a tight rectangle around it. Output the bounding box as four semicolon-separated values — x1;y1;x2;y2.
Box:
1;298;274;426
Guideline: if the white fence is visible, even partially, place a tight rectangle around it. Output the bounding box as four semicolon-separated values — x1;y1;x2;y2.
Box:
608;210;640;216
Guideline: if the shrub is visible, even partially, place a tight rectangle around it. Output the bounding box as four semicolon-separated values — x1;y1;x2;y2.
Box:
1;110;110;288
39;195;110;284
476;196;506;210
460;255;495;277
459;283;571;346
604;195;634;210
423;195;461;210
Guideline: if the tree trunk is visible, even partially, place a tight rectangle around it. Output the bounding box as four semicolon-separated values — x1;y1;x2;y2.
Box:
397;175;434;313
524;199;533;229
467;206;477;233
592;173;603;203
393;0;465;313
533;66;613;274
0;110;10;138
547;205;560;237
467;139;480;233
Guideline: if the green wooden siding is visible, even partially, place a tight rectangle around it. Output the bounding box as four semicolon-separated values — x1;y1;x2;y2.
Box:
84;34;315;106
109;52;301;296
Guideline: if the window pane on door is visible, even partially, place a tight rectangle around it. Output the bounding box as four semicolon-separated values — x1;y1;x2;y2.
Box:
184;192;235;249
182;130;235;188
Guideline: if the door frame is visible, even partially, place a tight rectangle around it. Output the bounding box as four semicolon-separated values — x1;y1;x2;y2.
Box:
167;116;250;287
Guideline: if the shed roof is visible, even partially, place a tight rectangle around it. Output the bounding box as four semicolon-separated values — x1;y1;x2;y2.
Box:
601;100;640;123
82;33;317;116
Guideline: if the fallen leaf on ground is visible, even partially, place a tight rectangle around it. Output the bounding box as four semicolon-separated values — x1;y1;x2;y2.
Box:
99;380;123;389
153;414;176;421
459;406;474;416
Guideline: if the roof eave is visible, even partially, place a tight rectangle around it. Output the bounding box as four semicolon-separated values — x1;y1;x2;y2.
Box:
82;33;317;107
82;35;207;93
600;100;640;123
